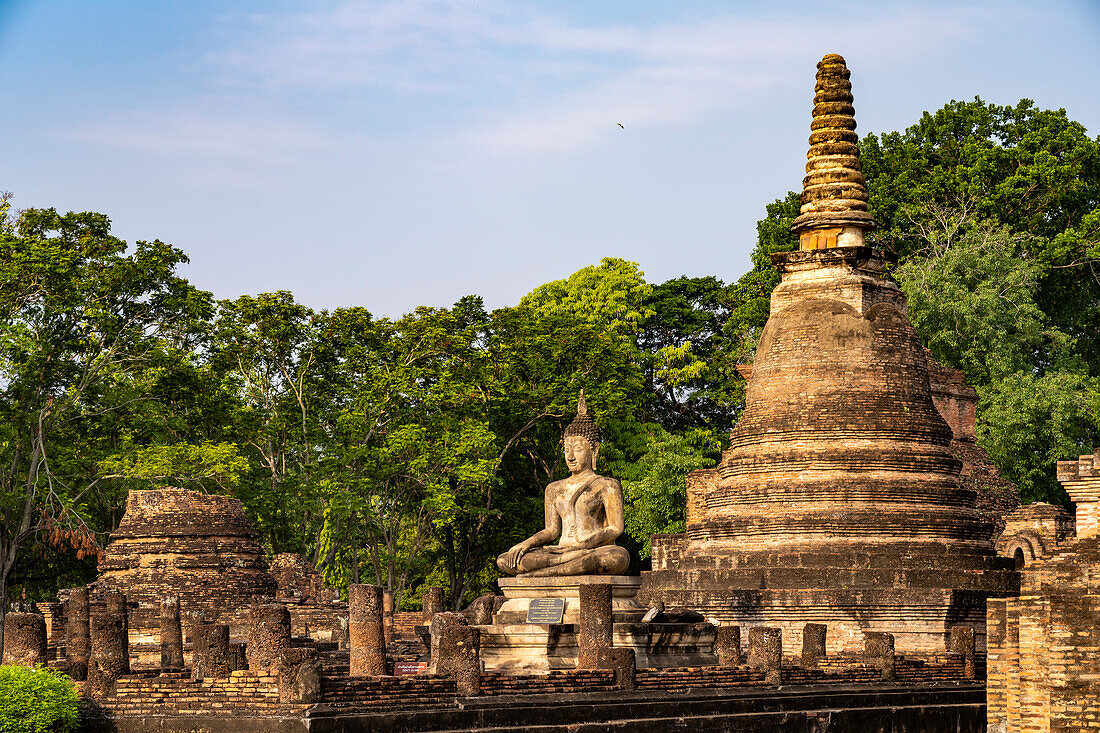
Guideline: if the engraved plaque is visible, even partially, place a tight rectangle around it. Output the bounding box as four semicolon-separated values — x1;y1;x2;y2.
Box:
526;597;566;624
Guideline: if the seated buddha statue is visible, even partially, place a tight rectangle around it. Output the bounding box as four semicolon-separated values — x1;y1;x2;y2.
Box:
496;393;631;577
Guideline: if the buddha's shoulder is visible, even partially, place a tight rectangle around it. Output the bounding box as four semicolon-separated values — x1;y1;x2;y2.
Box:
545;474;621;492
589;474;621;491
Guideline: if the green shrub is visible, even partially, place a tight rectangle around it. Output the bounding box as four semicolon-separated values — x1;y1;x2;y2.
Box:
0;665;79;733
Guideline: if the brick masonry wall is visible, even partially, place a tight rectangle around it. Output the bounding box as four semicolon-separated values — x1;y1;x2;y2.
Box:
320;674;456;709
479;670;616;696
927;358;977;440
392;611;421;638
87;650;976;725
649;533;685;571
88;670;308;717
995;503;1074;565
985;453;1100;733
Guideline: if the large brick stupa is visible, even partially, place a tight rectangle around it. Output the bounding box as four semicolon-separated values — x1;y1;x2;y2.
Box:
641;54;1018;653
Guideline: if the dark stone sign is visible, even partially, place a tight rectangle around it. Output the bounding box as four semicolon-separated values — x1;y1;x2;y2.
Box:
393;661;428;676
526;598;566;624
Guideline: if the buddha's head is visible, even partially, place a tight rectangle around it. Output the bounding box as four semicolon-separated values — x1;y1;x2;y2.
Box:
563;391;601;473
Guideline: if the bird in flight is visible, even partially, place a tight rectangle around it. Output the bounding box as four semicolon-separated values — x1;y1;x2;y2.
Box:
617;123;624;129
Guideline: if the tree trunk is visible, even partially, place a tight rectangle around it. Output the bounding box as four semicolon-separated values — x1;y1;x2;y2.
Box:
0;570;8;653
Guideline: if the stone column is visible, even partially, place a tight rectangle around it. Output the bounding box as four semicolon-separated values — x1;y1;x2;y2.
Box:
595;647;636;690
949;625;976;680
104;591;130;674
66;588;90;680
715;625;743;666
181;609;207;644
277;648;322;704
422;587;445;624
87;608;129;698
349;584;386;676
332;611;350;650
863;631;896;682
578;583;613;669
383;591;395;644
801;623;826;668
160;596;184;669
428;613;467;674
248;603;291;671
192;623;232;680
748;627;782;685
438;624;481;696
2;612;47;666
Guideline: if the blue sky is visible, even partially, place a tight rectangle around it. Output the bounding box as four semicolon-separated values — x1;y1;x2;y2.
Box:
3;0;1099;316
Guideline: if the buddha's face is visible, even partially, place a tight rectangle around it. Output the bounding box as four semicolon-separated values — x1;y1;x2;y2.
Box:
564;436;596;474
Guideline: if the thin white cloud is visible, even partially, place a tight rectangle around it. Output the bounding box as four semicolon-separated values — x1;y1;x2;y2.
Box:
205;1;1001;155
462;7;995;154
60;111;333;190
64;112;329;161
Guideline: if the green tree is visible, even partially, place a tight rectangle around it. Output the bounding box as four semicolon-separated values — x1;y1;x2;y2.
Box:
330;299;500;608
861;98;1100;370
521;257;654;341
977;371;1100;503
208;292;332;555
640;276;742;431
894;221;1100;502
618;426;721;559
894;223;1055;386
97;442;248;495
0;200;210;649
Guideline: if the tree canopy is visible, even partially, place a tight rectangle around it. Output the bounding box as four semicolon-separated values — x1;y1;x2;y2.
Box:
1;96;1096;618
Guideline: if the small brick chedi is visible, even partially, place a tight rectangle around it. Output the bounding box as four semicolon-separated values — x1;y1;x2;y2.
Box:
987;452;1100;732
96;488;277;620
642;54;1017;654
86;487;277;661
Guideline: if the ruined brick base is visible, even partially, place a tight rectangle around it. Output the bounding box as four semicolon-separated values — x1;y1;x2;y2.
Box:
643;549;1015;654
82;683;985;733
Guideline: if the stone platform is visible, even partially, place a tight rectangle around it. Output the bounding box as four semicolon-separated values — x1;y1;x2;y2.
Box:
494;576;646;625
86;684;987;733
480;576;716;672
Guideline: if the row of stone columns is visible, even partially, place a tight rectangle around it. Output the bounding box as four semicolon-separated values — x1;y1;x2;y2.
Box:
21;583;981;700
62;591;300;695
713;622;977;683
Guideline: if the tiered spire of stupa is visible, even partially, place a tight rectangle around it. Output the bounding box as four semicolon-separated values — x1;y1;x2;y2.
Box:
791;53;875;249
